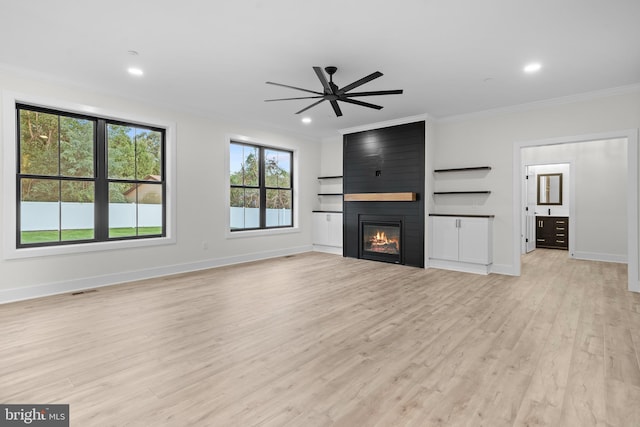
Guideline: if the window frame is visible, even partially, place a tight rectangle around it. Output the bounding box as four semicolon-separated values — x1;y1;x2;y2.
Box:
226;135;299;237
2;92;177;259
229;140;294;231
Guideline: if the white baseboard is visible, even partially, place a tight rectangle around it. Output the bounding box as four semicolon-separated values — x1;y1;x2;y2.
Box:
427;258;491;275
489;263;518;276
0;245;314;304
312;245;343;256
572;251;627;264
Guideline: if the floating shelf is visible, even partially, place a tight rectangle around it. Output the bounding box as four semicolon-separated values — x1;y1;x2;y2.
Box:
434;191;491;195
344;192;416;202
312;210;343;213
434;166;491;173
317;193;343;196
317;175;343;179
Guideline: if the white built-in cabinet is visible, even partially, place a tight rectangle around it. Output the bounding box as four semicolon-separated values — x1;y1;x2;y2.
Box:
429;214;494;274
312;212;343;249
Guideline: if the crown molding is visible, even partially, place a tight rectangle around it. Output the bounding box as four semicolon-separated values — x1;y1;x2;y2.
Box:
438;83;640;124
338;113;433;135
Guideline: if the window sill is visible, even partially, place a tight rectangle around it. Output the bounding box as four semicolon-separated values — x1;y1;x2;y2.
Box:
226;227;299;239
3;236;176;260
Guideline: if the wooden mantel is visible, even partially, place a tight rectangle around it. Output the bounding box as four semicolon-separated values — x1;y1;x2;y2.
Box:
344;192;417;202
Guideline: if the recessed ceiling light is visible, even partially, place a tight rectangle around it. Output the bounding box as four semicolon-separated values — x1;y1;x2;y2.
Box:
524;62;542;73
301;117;312;124
127;67;144;76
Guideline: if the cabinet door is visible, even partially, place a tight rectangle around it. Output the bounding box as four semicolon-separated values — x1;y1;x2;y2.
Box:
458;218;491;264
536;216;549;247
430;216;459;261
326;213;343;247
312;213;330;246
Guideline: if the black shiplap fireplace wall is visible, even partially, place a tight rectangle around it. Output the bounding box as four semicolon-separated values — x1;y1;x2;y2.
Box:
343;121;425;267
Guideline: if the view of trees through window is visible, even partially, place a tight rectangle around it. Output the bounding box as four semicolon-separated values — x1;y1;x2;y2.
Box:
230;142;292;230
18;106;165;246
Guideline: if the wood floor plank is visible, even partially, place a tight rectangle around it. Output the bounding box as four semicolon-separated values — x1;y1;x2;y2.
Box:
0;249;633;426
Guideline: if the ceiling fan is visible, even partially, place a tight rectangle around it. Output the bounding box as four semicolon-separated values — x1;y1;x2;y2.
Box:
265;66;403;117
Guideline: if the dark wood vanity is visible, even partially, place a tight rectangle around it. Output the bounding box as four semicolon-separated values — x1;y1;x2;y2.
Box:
536;216;568;250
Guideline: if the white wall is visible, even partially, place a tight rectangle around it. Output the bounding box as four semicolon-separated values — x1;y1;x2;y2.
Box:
0;68;321;302
316;135;344;213
435;89;640;274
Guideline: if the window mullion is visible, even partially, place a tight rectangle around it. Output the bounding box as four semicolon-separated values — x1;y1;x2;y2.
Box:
94;119;108;240
259;147;267;229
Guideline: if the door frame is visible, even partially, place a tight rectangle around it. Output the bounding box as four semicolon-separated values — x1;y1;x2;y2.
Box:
512;129;639;292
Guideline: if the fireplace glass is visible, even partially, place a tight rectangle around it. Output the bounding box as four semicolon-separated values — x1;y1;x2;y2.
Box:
361;221;402;263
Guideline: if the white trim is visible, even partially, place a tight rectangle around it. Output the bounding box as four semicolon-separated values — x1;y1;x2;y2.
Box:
573;251;627;264
428;259;491;275
440;83;640;124
312;245;343;255
338;114;430;135
0;245;313;304
227;227;300;239
628;131;639;292
490;263;515;276
513;129;639;292
224;133;300;238
1;90;178;259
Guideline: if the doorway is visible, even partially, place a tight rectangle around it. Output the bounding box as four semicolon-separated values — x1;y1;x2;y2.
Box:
512;130;638;292
522;163;571;255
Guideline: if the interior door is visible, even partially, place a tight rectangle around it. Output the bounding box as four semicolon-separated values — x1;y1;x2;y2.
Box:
525;170;536;253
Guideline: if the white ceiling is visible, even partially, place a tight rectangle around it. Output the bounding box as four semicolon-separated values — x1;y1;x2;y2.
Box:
1;0;639;139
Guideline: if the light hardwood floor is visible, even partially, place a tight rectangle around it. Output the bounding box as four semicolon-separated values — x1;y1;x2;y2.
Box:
1;250;640;426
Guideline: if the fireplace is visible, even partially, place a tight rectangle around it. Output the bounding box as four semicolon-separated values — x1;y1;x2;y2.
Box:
343;121;425;268
360;219;402;264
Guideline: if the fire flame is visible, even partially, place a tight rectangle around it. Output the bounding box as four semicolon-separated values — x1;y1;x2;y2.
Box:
366;227;399;254
369;230;398;247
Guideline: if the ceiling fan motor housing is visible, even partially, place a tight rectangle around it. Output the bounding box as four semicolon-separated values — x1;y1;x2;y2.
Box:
325;66;337;76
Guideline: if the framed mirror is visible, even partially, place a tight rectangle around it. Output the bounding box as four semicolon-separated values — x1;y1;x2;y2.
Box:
537;173;563;205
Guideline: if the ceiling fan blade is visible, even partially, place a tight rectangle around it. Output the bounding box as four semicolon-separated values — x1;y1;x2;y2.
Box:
339;98;383;110
344;89;403;97
266;81;323;95
265;95;324;102
330;100;343;117
313;66;333;94
337;71;383;94
295;99;326;114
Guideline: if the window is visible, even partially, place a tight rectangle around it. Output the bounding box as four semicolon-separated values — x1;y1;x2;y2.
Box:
16;104;165;248
229;141;293;231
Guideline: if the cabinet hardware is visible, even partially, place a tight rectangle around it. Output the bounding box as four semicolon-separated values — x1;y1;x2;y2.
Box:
556;240;565;243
